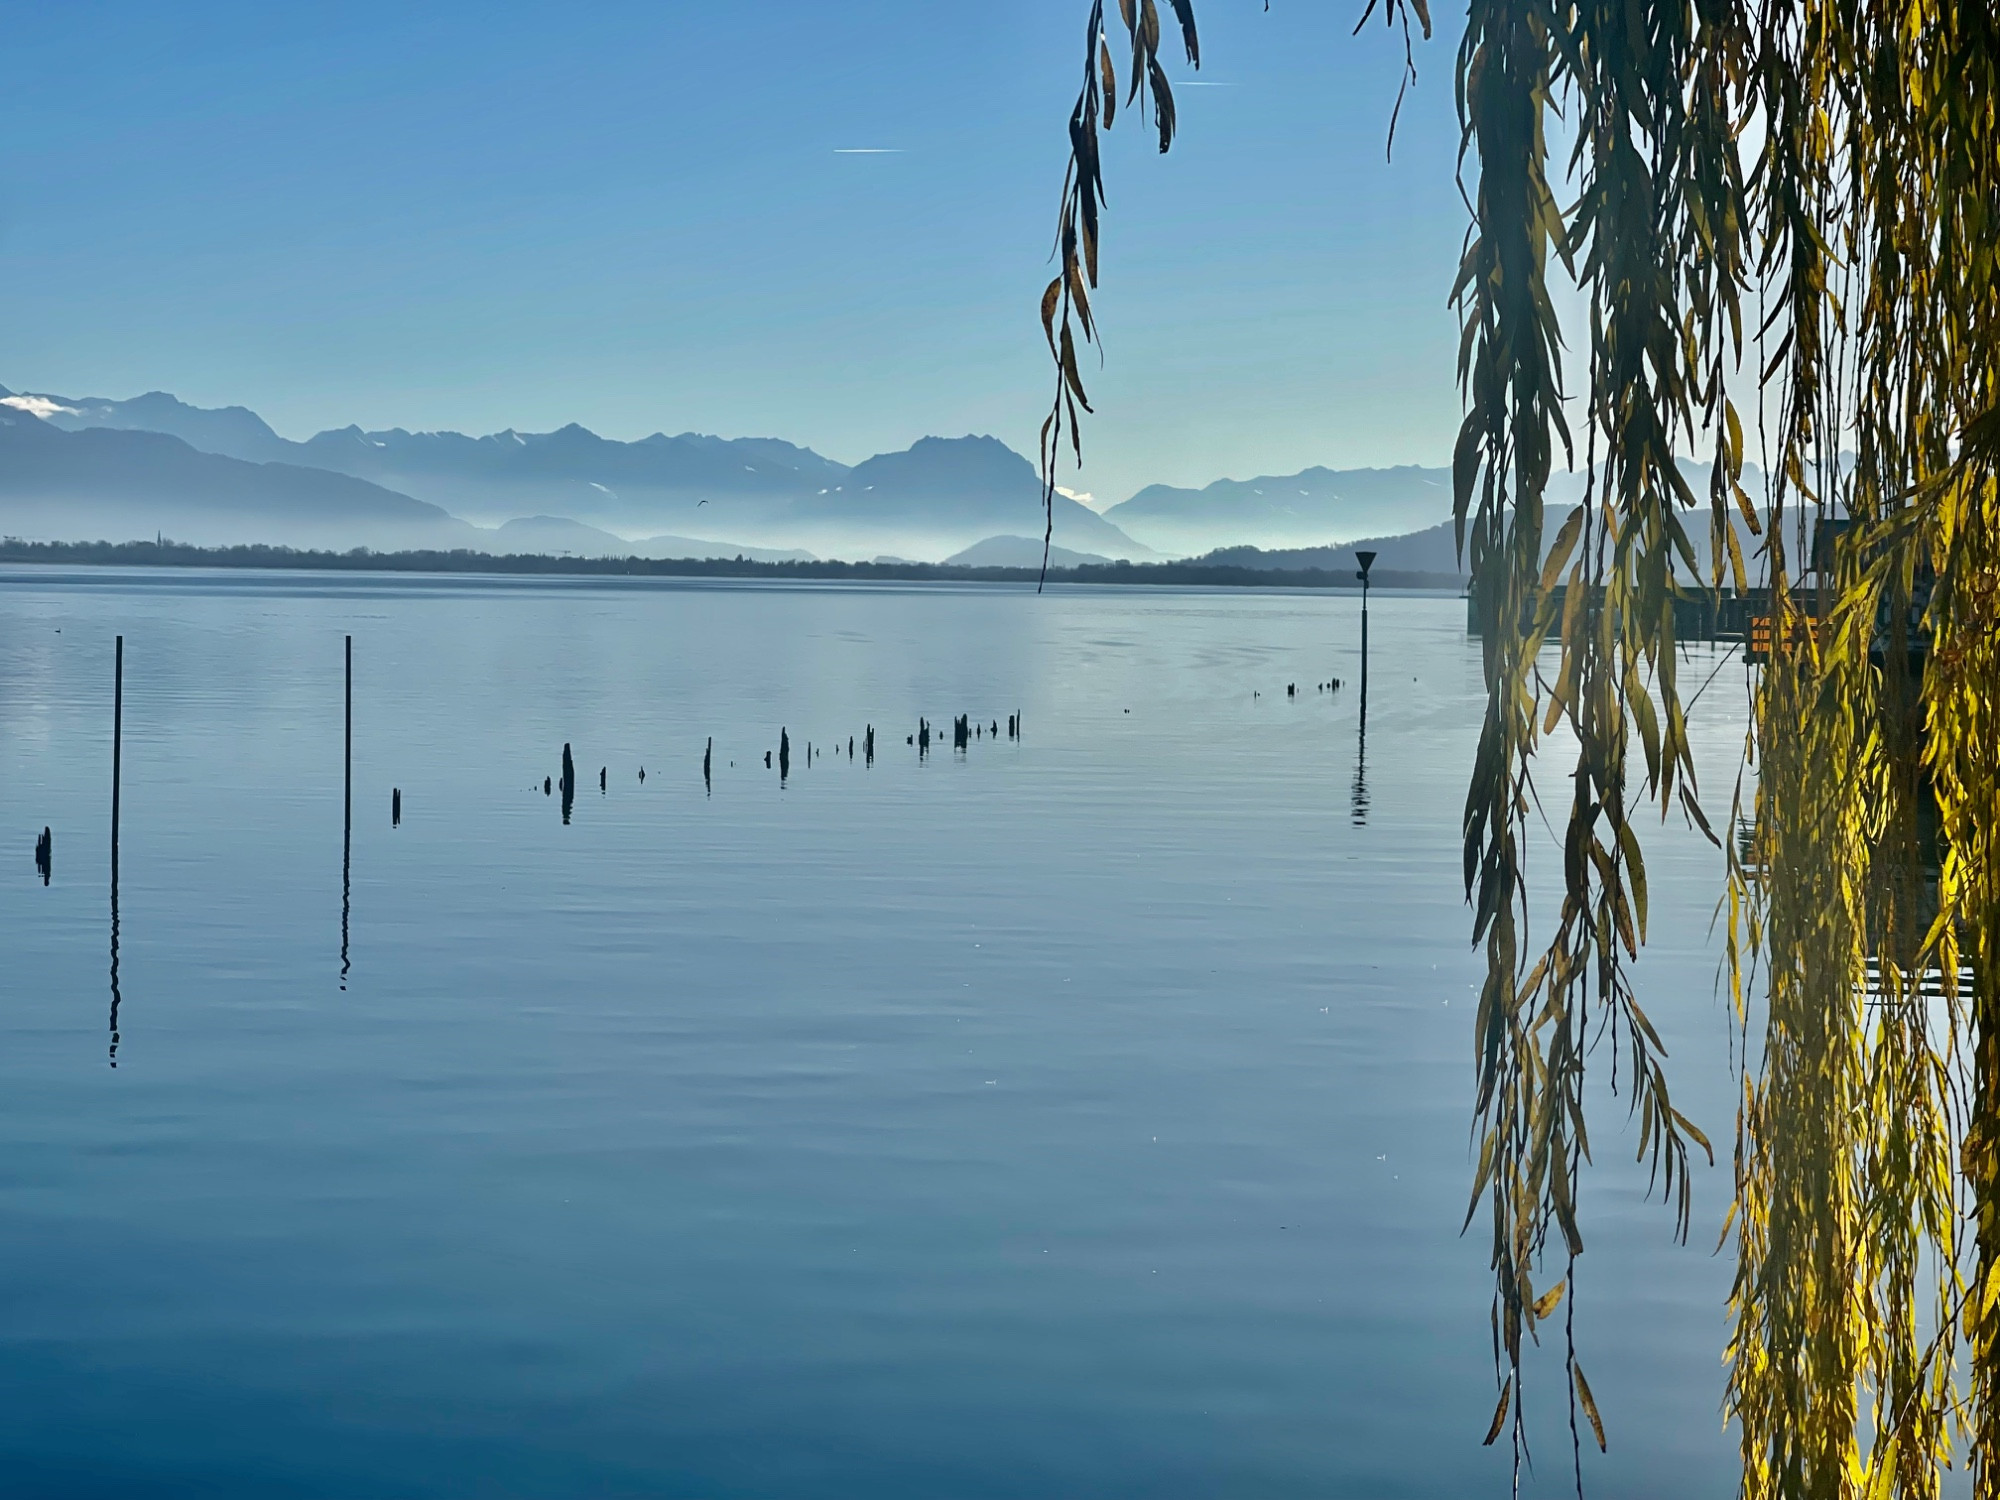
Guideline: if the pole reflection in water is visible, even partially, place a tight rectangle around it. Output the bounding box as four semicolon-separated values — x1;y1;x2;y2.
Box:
1351;704;1370;827
109;633;123;1066
341;634;352;990
340;835;351;989
108;871;122;1068
1351;553;1374;827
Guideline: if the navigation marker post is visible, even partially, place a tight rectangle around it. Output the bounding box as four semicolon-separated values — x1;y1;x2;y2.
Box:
1355;550;1376;716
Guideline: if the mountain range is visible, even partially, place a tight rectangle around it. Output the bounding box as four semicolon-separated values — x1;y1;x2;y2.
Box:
0;384;1464;561
1107;464;1456;555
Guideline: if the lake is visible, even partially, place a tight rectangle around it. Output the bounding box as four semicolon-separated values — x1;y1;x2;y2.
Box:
1;568;1748;1497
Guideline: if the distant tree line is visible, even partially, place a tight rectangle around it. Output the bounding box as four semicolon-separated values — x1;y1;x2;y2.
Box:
0;537;1465;593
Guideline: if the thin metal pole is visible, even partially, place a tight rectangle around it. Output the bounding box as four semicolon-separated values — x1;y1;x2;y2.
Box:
344;635;353;831
112;635;123;878
1359;575;1370;716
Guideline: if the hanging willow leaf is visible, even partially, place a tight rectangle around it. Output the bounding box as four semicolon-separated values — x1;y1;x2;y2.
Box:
1483;1378;1513;1446
1574;1363;1607;1452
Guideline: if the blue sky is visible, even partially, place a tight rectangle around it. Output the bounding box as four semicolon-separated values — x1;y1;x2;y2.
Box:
0;2;1469;503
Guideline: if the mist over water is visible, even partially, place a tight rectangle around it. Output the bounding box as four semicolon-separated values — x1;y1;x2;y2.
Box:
1;568;1744;1497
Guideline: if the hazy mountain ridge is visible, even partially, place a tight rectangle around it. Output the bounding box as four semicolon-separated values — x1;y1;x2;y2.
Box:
0;383;1770;573
1108;464;1456;555
1196;522;1464;578
0;409;811;559
1198;491;1773;584
944;536;1110;569
0;408;482;552
2;385;1151;560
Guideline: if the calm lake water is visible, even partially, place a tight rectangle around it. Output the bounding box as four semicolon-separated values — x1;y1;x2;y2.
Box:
1;568;1751;1497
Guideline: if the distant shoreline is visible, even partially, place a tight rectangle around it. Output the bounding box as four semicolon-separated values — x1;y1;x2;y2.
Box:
0;538;1469;593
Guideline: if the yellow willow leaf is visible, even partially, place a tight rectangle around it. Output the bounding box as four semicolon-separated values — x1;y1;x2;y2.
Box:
1483;1380;1512;1446
1058;324;1091;409
1539;506;1584;594
1464;1129;1499;1232
1531;1280;1565;1320
1669;1107;1713;1162
1724;513;1748;594
1615;819;1649;941
1862;1439;1897;1500
1611;882;1637;959
1542;672;1569;737
1625;998;1665;1053
1732;479;1762;537
1521;952;1551;998
1574;1363;1606;1452
1066;260;1095;342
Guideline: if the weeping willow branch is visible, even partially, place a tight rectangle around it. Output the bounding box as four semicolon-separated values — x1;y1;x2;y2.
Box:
1044;0;2000;1489
1037;0;1196;589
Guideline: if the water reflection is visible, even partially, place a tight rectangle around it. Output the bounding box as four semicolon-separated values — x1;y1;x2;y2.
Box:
1351;705;1370;827
0;581;1752;1494
340;803;351;991
111;633;124;1062
342;635;353;989
1352;566;1372;827
108;870;122;1068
